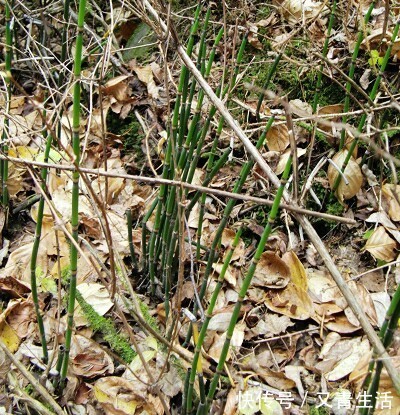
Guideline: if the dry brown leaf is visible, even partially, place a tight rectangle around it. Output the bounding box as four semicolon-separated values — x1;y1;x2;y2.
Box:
382;184;400;222
75;283;114;327
266;123;290;152
93;376;161;415
263;314;295;336
253;252;290;289
102;75;130;101
277;0;325;24
276;148;306;175
325;337;370;381
365;226;397;262
307;270;341;303
248;25;263;50
328;150;363;203
211;263;237;286
70;334;114;378
282;250;308;290
324;313;361;333
0;276;30;298
265;283;313;320
131;65;159;99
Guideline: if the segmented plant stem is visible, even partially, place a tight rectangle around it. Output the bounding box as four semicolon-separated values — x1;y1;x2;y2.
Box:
312;0;337;113
30;127;52;365
2;1;13;207
202;157;292;413
59;0;87;389
339;1;375;150
332;20;400;193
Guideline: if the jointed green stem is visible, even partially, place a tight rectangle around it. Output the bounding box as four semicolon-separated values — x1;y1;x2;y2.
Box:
185;228;243;412
312;0;337;113
202;157;292;413
339;2;375;150
30;127;53;365
59;0;87;389
332;20;400;194
2;1;13;207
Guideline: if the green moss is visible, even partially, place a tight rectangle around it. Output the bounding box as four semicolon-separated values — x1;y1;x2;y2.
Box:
107;114;145;168
76;290;136;363
138;297;161;335
308;406;330;415
326;200;344;217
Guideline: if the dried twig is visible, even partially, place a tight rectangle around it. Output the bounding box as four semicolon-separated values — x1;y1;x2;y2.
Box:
0;340;67;415
0;155;355;224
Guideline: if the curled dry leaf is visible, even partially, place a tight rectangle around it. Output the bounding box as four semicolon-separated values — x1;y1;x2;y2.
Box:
277;0;325;24
382;184;400;222
75;283;113;327
324;337;370;381
282;250;308;290
248;25;263;50
264;282;313;320
266;123;290;152
70;334;114;378
364;226;397;262
93;376;162;415
102;75;130;102
253;252;290;289
131;65;159;99
276;148;306;175
328;150;363;203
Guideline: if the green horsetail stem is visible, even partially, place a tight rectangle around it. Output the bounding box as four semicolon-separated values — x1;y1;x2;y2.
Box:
126;209;139;270
361;281;400;414
185;228;243;413
339;1;375;150
180;7;211;151
183;116;275;347
147;3;201;294
202;156;292;414
2;1;13;207
256;52;282;121
59;0;87;389
158;34;248;317
159;26;227;313
332;20;400;194
312;0;337;113
30;127;53;365
141;198;157;272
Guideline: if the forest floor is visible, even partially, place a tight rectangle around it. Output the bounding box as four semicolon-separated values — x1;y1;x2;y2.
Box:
1;1;400;414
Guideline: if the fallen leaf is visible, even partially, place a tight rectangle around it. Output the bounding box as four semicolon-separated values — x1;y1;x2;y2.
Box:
266;123;290;152
364;226;397;262
75;283;114;327
382;184;400;222
253;252;290;289
265;283;313;320
132;65;159;99
70;334;114;378
328;150;363;203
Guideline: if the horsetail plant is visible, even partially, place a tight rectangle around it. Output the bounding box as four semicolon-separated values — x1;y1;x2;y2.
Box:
59;0;87;390
200;156;293;414
339;1;375;150
1;0;13;208
312;0;337;113
185;227;243;413
361;281;400;415
29;126;53;365
332;19;400;194
183;115;275;347
147;2;202;295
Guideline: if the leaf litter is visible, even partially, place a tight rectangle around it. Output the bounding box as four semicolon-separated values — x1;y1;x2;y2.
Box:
0;1;400;415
